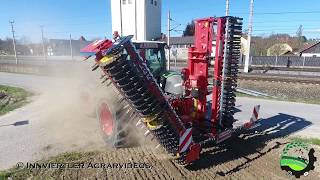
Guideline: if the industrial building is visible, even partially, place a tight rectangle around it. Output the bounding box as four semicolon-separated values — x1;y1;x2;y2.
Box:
111;0;162;41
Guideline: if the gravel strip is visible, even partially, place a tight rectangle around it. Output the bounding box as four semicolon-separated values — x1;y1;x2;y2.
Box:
238;80;320;103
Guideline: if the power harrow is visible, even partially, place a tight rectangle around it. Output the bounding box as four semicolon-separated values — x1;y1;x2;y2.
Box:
81;16;262;165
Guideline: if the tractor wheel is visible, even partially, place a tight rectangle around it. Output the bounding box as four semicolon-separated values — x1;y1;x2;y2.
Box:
96;99;132;148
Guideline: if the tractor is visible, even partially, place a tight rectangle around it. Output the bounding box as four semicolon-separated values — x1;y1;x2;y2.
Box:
81;16;261;165
82;40;181;148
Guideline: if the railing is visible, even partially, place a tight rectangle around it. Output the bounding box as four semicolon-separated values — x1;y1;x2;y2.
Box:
0;55;82;65
2;55;320;70
248;56;320;68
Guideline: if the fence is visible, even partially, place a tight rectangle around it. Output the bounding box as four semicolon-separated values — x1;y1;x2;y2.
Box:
169;56;320;70
167;51;320;68
2;55;320;72
248;56;320;68
0;55;82;65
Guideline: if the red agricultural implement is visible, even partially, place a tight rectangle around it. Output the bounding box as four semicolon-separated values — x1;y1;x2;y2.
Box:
81;16;261;165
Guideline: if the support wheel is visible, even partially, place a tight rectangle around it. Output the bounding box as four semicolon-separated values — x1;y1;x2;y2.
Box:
96;99;133;148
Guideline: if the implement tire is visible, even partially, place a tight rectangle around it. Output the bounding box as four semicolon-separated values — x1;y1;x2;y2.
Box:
96;99;134;148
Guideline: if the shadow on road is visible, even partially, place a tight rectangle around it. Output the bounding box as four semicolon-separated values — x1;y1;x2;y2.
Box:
0;120;29;128
233;106;242;114
187;113;312;174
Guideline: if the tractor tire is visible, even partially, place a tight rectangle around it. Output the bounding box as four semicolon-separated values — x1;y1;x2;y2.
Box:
96;99;134;148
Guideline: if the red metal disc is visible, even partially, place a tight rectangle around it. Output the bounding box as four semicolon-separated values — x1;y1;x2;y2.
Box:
99;103;113;136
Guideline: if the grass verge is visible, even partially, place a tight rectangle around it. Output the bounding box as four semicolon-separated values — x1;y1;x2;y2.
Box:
0;85;33;116
290;137;320;146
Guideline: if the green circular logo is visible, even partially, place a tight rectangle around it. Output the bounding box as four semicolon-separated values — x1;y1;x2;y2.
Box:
280;140;316;178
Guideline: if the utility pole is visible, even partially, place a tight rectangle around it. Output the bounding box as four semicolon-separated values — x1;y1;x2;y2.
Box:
9;21;18;64
225;0;230;16
167;10;171;71
40;26;47;61
69;34;73;60
244;0;254;73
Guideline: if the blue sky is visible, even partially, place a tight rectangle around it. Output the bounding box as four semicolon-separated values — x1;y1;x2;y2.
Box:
0;0;319;42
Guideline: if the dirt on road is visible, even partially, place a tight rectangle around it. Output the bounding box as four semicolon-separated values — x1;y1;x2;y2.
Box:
5;129;320;180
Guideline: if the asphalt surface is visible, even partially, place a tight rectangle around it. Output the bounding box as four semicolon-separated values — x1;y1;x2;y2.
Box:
0;72;108;170
0;72;319;170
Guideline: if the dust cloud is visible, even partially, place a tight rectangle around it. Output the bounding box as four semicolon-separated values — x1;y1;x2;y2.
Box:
31;59;163;156
34;60;118;151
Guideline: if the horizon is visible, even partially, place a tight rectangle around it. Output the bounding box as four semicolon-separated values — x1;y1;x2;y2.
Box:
1;0;320;42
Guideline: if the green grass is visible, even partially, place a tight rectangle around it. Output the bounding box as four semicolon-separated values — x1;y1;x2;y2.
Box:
236;92;320;105
0;85;33;116
290;137;320;146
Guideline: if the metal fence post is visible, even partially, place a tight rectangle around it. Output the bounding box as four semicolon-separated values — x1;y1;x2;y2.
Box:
302;56;306;68
275;56;278;67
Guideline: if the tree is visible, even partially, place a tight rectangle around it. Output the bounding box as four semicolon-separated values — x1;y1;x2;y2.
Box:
267;43;292;56
182;21;195;36
295;25;307;48
0;37;14;55
296;25;303;37
18;36;30;44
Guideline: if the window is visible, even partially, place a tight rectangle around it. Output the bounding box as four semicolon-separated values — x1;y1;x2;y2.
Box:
145;49;162;75
151;0;153;5
154;0;157;6
122;0;126;5
128;0;132;4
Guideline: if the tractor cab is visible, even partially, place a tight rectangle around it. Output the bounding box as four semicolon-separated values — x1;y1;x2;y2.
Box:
132;41;166;80
132;41;184;96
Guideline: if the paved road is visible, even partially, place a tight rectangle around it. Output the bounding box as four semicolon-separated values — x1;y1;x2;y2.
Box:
0;72;108;170
0;72;319;170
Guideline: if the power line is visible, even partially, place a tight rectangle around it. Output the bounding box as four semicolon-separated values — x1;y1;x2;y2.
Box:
69;34;73;60
253;27;320;32
226;0;230;16
251;25;319;29
255;10;320;15
40;25;47;61
9;21;18;64
167;10;171;70
254;19;320;24
233;10;320;15
244;0;254;73
9;12;108;24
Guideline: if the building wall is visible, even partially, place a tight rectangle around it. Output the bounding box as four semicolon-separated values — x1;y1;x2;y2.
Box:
47;40;91;56
122;0;137;38
301;53;320;57
111;0;122;35
165;48;189;60
136;0;146;40
111;0;161;41
169;41;216;59
145;0;161;40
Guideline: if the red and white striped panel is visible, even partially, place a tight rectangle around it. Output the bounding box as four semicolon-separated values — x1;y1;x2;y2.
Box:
243;105;261;129
216;129;232;143
179;128;193;153
250;105;260;123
